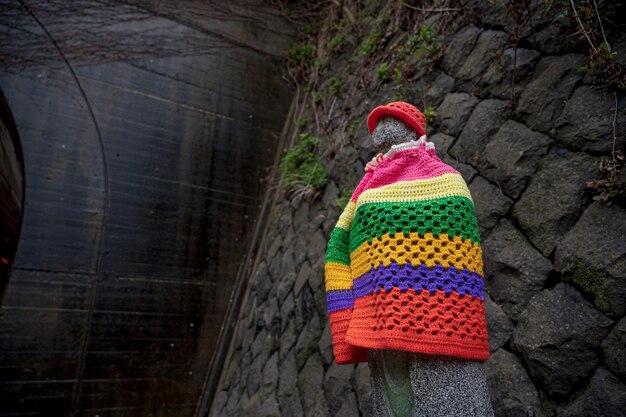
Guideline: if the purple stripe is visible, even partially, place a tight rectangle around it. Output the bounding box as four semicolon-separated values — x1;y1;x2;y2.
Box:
353;263;484;300
327;290;354;312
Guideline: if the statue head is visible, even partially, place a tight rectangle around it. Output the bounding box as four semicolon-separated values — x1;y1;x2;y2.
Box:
371;116;416;147
367;101;427;148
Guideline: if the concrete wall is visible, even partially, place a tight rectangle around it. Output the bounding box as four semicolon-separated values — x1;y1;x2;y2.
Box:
0;1;293;416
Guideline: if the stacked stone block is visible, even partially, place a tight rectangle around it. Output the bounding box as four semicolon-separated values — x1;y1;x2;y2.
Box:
214;2;626;416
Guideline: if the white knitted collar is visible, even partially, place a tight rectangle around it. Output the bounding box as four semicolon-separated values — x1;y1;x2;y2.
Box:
383;135;435;159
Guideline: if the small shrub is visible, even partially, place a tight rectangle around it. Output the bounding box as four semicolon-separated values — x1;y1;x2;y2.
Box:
392;26;442;65
288;43;315;66
389;67;410;100
413;26;443;60
587;151;625;206
357;29;382;56
303;22;319;34
423;104;437;126
280;133;328;200
296;116;308;130
377;62;390;80
304;78;316;93
328;76;344;96
568;1;625;94
329;35;343;50
335;186;355;209
392;67;403;85
313;90;323;104
347;118;362;137
582;42;626;94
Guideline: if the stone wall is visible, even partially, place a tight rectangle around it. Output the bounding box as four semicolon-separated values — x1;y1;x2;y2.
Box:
212;2;625;416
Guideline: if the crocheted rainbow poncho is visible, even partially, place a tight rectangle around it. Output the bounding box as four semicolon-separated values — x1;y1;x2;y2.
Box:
325;138;489;365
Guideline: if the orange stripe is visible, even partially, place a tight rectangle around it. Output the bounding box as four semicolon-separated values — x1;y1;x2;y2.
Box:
345;288;489;360
328;309;368;364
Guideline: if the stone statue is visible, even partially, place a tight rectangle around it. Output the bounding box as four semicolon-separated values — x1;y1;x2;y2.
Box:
324;102;494;416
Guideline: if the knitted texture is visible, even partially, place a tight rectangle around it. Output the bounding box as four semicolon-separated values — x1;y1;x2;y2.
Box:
367;102;427;137
325;141;489;365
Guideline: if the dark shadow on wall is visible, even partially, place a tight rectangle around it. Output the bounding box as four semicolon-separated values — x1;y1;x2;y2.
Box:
0;89;25;303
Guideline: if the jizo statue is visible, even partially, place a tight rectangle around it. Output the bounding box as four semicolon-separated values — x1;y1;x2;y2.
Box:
325;102;494;416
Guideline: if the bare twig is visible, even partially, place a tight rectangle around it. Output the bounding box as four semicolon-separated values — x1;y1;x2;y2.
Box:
327;97;337;119
612;93;618;160
291;85;302;132
330;0;355;26
400;3;461;12
468;70;486;96
570;0;597;52
311;93;321;133
511;42;518;106
592;0;610;51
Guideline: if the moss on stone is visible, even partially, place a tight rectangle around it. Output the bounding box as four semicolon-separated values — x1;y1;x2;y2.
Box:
562;260;612;313
504;229;524;242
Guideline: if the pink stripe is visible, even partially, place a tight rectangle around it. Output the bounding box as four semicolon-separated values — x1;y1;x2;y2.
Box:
350;170;374;202
351;147;458;201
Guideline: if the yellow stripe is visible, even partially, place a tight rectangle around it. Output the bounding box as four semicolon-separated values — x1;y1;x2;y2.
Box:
355;173;472;209
336;200;356;231
350;232;483;279
325;262;352;291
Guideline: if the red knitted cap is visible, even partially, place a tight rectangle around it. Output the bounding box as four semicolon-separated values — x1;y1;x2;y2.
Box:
367;102;427;137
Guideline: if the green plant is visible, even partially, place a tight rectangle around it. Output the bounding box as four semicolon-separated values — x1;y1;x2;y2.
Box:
347;118;362;137
423;104;437;126
392;67;403;85
413;26;443;60
329;35;343;50
335;186;355;208
587;151;625;206
387;24;445;103
304;78;315;93
280;133;328;200
570;1;625;94
296;116;308;130
389;67;410;100
582;42;625;93
328;76;344;96
313;90;323;104
377;62;390;80
392;25;443;65
288;43;315;66
303;22;320;34
357;29;382;56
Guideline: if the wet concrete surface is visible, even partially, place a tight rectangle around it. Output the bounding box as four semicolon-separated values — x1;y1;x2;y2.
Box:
0;89;24;302
0;1;293;416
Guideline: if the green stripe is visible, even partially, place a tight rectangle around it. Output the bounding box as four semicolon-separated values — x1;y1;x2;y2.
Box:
326;227;351;265
349;196;480;253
